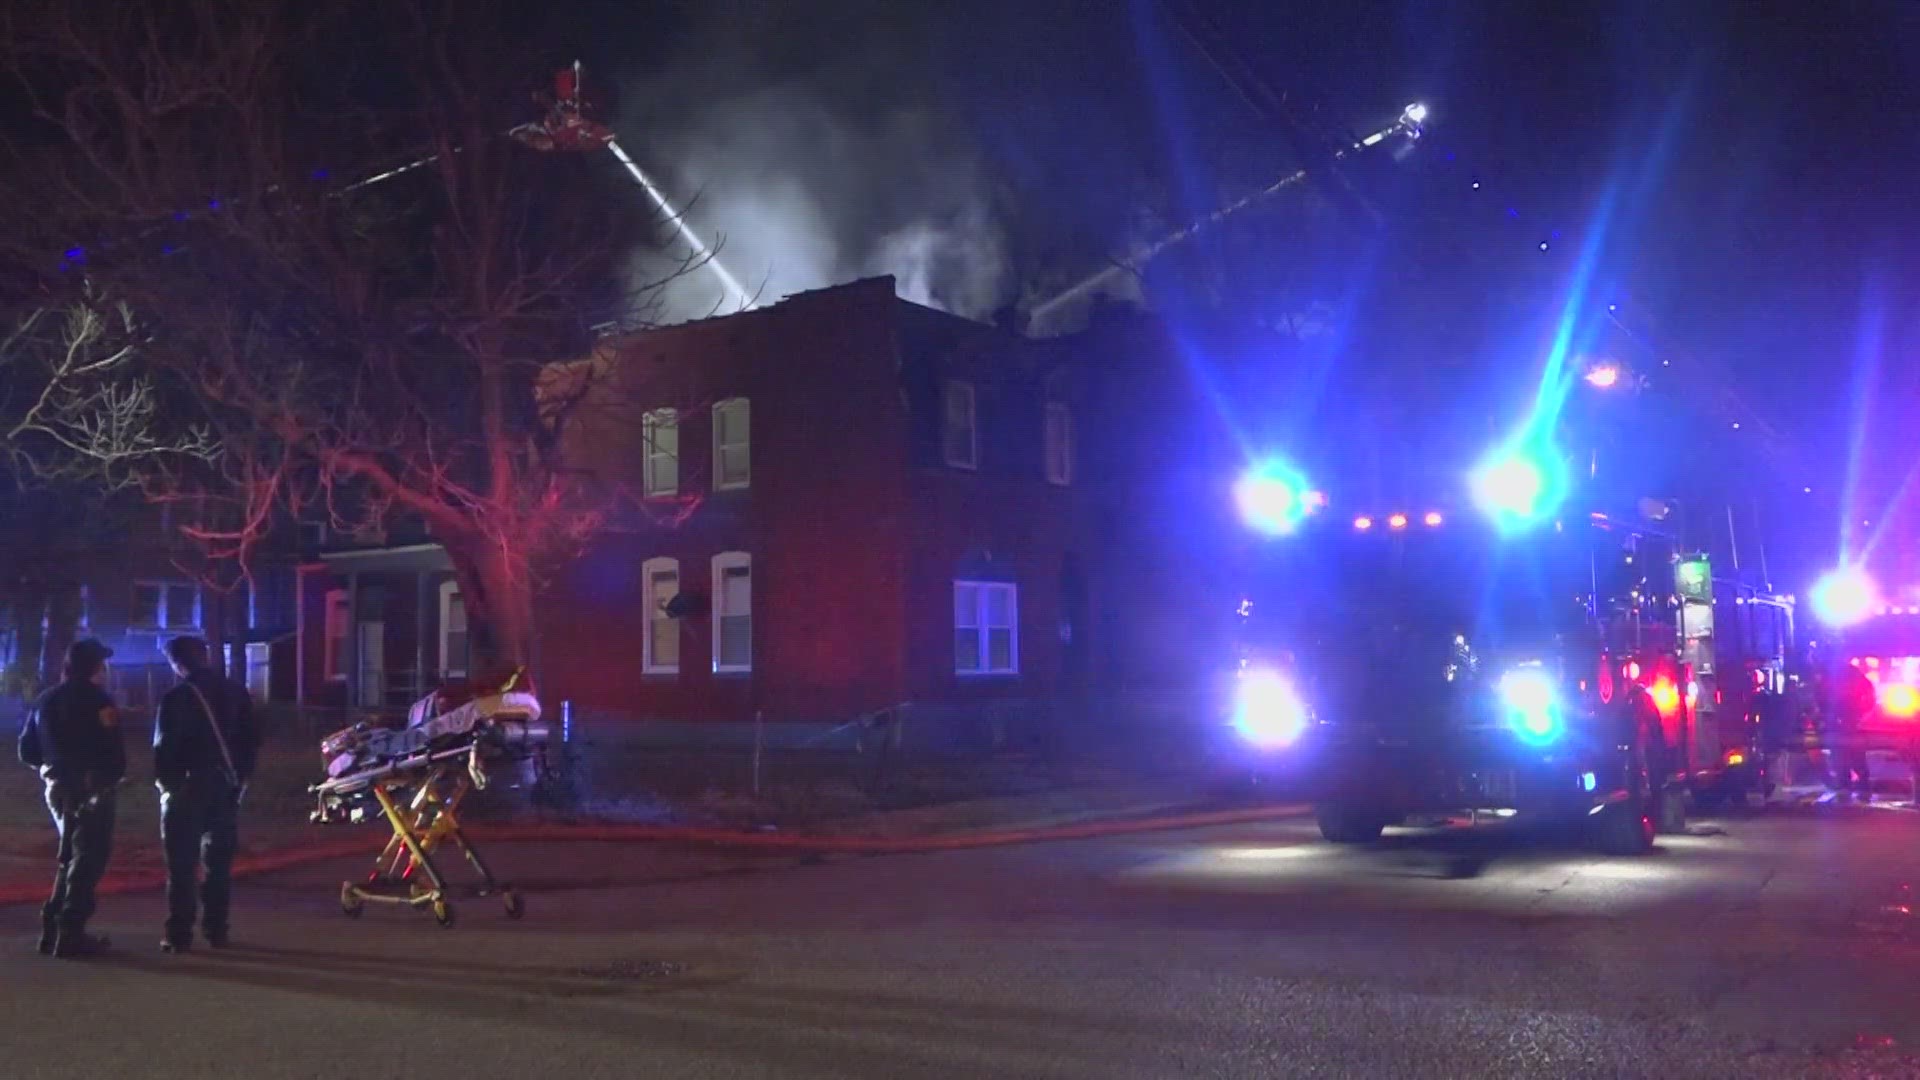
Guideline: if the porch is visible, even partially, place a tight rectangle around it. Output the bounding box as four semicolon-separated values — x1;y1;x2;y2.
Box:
296;543;469;715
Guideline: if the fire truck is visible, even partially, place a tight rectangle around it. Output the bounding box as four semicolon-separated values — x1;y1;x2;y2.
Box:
1808;598;1920;794
1216;480;1795;854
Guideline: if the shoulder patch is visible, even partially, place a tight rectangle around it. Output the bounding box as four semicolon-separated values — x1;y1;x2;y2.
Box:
99;707;119;730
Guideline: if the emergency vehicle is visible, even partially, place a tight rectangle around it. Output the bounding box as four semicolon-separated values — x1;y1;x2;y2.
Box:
1216;485;1793;854
1814;600;1920;788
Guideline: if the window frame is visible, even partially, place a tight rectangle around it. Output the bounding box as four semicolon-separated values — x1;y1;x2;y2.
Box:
712;397;751;491
1044;400;1075;486
642;408;681;497
953;579;1019;676
133;580;200;632
164;583;200;630
438;579;469;680
641;556;682;676
711;551;753;675
941;380;978;470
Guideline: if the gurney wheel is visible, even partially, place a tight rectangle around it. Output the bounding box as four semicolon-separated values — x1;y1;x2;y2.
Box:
339;882;364;919
502;889;525;920
432;899;455;928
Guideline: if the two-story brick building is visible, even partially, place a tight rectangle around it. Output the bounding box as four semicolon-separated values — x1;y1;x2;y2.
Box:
534;276;1093;735
289;276;1244;745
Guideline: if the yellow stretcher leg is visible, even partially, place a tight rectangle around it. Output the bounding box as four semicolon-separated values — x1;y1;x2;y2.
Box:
336;764;525;928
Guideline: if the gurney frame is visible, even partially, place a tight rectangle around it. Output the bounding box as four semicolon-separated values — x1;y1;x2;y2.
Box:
317;744;526;928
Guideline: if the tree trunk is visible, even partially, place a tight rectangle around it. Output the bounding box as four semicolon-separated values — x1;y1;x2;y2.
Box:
446;540;535;689
41;584;84;687
13;583;48;696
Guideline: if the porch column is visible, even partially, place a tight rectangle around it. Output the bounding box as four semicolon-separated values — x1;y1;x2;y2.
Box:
415;571;432;700
295;568;306;710
345;570;360;709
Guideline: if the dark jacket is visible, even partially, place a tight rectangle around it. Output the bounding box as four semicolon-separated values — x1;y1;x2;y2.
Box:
153;670;259;788
17;679;128;787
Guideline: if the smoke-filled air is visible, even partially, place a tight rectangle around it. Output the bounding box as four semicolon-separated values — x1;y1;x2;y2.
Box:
614;15;1012;325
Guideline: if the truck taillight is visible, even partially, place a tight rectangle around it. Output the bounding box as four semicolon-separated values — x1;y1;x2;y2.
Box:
1882;682;1920;720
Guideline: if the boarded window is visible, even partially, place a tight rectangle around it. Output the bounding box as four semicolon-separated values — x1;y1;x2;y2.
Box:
1044;402;1074;486
942;381;977;469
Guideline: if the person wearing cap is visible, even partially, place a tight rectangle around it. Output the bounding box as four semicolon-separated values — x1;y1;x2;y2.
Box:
16;638;126;959
153;635;259;953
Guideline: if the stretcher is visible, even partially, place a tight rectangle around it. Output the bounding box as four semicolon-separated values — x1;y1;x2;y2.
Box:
309;673;550;928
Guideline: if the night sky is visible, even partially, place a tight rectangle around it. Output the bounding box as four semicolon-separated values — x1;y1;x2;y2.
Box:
13;0;1917;585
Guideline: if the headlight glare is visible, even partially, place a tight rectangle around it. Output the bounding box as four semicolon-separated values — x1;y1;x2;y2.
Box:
1233;667;1309;748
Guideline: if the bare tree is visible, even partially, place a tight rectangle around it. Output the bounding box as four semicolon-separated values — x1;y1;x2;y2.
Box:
1;0;704;679
2;283;217;488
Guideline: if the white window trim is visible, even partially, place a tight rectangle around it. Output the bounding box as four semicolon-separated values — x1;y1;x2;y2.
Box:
954;580;1019;676
1044;401;1074;487
712;397;751;491
711;551;753;674
943;380;978;470
438;579;467;679
643;408;680;497
642;556;681;675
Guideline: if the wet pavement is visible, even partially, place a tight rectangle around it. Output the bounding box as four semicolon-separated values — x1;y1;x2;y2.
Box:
7;807;1920;1077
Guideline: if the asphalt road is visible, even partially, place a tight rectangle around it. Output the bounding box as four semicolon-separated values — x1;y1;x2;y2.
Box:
7;808;1920;1079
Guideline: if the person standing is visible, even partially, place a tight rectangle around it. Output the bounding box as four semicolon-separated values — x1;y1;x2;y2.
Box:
16;639;126;958
153;636;259;953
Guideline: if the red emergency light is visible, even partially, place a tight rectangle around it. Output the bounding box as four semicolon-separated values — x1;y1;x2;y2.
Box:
1650;677;1681;717
1882;682;1920;720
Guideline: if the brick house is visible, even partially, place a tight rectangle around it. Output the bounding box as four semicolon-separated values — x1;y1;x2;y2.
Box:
289;276;1239;742
535;276;1094;734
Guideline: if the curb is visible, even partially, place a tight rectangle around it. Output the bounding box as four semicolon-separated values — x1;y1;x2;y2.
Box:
0;803;1311;908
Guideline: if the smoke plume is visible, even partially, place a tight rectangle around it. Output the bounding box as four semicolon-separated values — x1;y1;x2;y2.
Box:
615;21;1011;325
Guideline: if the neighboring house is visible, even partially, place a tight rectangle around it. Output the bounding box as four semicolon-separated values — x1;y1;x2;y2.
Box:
0;501;256;712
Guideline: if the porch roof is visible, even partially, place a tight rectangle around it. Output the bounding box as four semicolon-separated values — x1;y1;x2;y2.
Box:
310;543;453;575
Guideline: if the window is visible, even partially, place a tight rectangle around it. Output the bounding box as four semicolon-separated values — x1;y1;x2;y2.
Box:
324;589;349;681
132;581;199;630
165;584;199;629
713;398;751;490
1044;402;1074;486
643;409;679;496
132;584;163;628
642;557;681;674
439;580;469;679
954;580;1018;675
245;642;270;702
712;552;752;673
942;380;977;469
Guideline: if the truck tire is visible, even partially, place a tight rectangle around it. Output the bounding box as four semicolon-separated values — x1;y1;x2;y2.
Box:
1316;804;1389;844
1593;801;1655;856
1654;785;1688;835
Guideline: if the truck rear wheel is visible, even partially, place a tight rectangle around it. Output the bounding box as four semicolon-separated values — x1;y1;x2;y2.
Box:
1593;801;1655;856
1653;785;1688;835
1316;804;1389;844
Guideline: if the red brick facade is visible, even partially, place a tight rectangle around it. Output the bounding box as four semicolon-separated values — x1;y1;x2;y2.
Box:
536;277;1096;725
